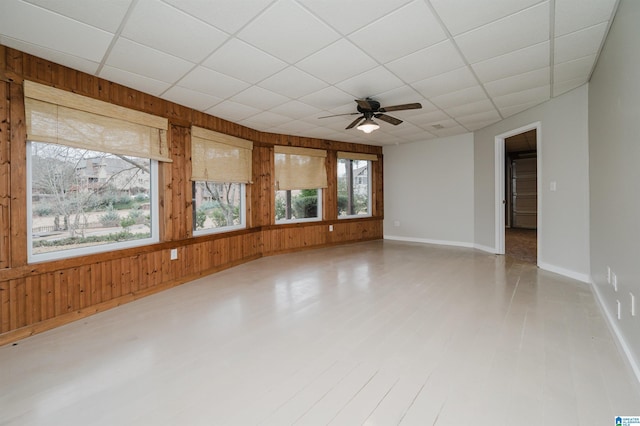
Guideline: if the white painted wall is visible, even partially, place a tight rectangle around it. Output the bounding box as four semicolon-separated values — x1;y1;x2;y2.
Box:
588;0;640;380
383;133;474;246
474;85;591;280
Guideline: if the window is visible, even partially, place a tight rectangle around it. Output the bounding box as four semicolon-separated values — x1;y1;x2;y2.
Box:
190;127;252;235
275;189;322;222
28;143;158;261
24;80;169;262
337;152;377;218
274;146;327;223
193;182;246;233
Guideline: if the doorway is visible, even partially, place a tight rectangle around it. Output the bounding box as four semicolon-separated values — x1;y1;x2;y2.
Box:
494;122;541;265
505;130;537;263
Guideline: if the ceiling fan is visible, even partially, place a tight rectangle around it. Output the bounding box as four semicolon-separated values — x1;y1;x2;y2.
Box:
318;98;422;133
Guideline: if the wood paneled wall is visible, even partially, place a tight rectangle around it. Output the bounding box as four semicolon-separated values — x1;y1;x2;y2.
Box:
0;45;384;345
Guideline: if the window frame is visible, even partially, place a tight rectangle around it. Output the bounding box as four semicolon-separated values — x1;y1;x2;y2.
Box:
26;141;160;263
337;158;373;219
192;181;247;236
275;188;323;224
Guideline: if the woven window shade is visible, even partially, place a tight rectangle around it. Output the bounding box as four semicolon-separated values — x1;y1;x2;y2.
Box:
274;146;327;190
24;80;171;162
337;151;378;161
191;126;253;183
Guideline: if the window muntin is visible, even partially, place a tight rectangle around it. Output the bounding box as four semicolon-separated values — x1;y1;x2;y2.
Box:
275;189;322;223
28;142;158;262
193;182;246;234
338;159;372;218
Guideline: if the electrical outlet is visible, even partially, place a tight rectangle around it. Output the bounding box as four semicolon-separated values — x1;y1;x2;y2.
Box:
170;248;178;260
607;266;611;284
329;225;333;232
617;300;621;320
631;293;636;317
393;220;400;227
612;273;618;291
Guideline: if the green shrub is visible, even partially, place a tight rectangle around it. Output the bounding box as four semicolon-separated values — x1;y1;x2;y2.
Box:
99;205;121;227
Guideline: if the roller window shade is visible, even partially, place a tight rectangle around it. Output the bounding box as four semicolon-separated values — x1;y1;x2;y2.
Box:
337;151;378;161
24;81;171;162
191;126;253;183
274;146;327;190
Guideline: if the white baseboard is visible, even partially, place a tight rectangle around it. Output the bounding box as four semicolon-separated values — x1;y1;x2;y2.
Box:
383;235;474;248
473;243;496;254
590;280;640;386
537;261;591;283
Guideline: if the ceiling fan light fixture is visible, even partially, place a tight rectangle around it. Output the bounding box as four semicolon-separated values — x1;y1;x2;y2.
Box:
357;118;380;134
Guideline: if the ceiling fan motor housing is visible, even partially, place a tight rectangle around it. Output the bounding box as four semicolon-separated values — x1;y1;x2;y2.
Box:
357;99;380;113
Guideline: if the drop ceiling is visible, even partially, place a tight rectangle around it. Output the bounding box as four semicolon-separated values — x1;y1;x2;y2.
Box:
0;0;618;146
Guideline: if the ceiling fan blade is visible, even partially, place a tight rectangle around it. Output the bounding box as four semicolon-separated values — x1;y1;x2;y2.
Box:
355;99;374;111
375;113;403;126
378;102;422;113
346;116;364;130
318;112;360;119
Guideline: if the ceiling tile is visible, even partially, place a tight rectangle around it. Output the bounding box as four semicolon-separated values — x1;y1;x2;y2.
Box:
237;0;340;63
163;0;273;34
499;100;540;117
554;54;596;83
296;39;377;84
411;66;478;99
178;66;250;99
555;0;617;36
269;101;322;120
455;2;550;64
161;86;221;111
205;101;262;122
24;0;132;33
270;120;321;136
408;110;451;127
430;0;542;36
386;40;466;83
493;85;550;108
429;86;487;110
0;0;113;62
554;22;607;64
258;67;326;98
202;39;287;84
0;35;100;75
445;99;496;118
456;110;502;128
99;65;171;96
122;0;228;63
105;38;194;83
298;86;355;111
230;86;291;110
335;66;406;99
297;0;413;35
472;41;549;83
241;111;291;127
553;78;586;97
348;1;447;63
484;67;550;97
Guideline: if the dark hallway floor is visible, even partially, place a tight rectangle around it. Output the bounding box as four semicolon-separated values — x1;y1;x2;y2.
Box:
505;228;537;264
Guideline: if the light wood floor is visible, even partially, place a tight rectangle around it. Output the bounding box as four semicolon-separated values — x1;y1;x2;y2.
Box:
1;241;638;425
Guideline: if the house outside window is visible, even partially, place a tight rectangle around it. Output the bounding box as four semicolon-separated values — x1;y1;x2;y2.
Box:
337;152;377;218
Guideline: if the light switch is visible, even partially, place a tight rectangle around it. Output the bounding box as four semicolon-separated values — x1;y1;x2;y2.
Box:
550;181;557;191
